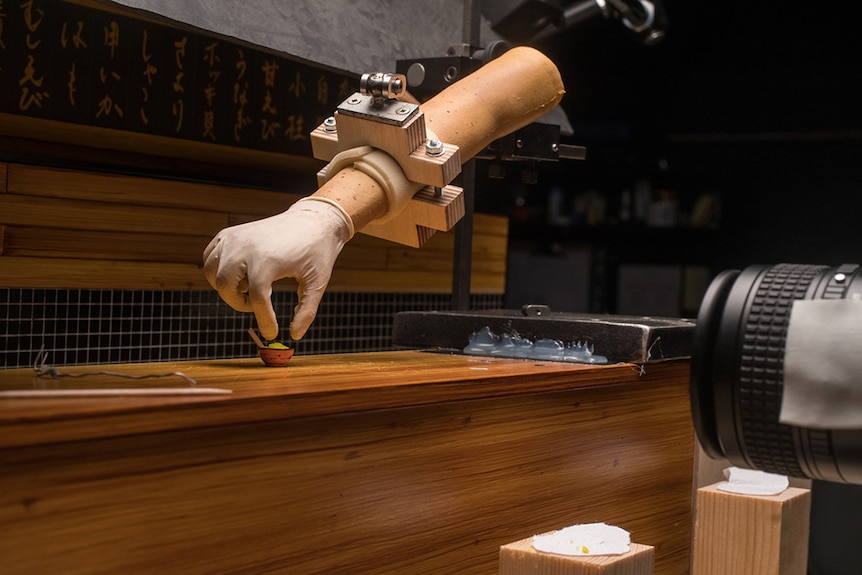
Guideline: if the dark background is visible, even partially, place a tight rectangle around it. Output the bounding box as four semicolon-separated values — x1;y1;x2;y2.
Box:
475;0;862;294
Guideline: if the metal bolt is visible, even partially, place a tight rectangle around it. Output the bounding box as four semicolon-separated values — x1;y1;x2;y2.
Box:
516;139;524;149
323;116;337;132
551;143;559;152
835;273;847;283
407;63;426;87
425;139;444;156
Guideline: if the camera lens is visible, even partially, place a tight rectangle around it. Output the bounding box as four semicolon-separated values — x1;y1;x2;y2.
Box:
691;263;862;484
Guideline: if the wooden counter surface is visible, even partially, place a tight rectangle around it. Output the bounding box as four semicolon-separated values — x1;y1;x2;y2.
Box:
1;352;695;575
2;351;660;448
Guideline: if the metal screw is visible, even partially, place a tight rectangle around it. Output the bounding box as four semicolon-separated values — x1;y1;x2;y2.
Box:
347;96;362;105
396;106;411;115
835;273;847;283
323;116;337;132
425;139;444;156
516;139;524;149
551;143;559;152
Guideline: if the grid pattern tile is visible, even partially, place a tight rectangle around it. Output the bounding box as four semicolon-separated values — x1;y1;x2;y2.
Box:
1;289;503;369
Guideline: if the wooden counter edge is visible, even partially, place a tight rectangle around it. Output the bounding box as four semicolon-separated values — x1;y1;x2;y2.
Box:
0;352;690;449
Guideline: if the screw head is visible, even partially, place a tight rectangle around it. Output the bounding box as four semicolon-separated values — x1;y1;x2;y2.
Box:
347;96;362;105
425;139;444;156
396;106;411;115
323;116;337;132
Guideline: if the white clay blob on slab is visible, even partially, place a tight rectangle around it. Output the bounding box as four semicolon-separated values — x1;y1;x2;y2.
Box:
716;466;789;496
531;522;631;556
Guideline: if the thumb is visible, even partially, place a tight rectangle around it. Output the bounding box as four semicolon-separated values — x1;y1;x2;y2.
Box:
290;286;325;340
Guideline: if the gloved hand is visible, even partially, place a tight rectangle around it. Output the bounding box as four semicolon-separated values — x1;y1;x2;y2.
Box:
202;197;354;341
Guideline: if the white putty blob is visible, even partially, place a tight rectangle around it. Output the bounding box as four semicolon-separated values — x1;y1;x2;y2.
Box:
532;522;631;556
716;466;789;496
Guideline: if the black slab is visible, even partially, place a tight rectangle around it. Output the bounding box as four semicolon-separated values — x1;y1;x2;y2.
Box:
392;309;695;363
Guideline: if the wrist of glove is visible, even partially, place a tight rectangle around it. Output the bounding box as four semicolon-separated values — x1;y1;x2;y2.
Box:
202;197;354;341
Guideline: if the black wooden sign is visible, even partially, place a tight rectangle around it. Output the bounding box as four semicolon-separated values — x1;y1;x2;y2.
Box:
0;1;357;157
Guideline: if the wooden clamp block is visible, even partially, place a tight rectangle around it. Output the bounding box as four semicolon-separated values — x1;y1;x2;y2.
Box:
500;536;654;575
310;93;463;247
358;184;464;248
312;108;461;188
692;483;811;575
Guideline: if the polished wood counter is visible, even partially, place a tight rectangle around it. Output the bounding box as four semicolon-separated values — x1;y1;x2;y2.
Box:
1;351;695;574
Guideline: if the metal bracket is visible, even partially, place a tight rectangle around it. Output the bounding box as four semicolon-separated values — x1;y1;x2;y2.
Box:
337;92;419;126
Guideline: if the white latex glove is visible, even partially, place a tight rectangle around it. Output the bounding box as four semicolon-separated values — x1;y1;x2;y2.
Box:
202;197;354;341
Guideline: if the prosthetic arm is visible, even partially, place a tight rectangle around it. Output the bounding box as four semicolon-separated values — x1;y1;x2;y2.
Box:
202;46;565;341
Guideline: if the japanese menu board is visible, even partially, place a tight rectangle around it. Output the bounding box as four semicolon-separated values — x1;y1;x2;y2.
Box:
0;1;357;157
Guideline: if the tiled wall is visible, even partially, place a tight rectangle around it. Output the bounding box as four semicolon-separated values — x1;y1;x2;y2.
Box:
1;288;503;369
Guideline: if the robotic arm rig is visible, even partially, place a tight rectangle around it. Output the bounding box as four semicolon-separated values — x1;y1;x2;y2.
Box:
204;0;666;342
203;46;565;341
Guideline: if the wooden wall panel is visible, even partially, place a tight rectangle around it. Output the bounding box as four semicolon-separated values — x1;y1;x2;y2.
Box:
0;256;213;290
6;164;302;215
0;163;508;293
0;194;227;236
2;227;210;263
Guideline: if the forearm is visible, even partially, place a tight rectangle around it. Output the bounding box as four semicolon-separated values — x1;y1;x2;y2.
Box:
313;166;393;231
312;46;565;232
422;45;566;160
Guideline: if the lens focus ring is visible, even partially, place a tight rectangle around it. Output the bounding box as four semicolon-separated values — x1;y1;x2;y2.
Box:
737;264;827;477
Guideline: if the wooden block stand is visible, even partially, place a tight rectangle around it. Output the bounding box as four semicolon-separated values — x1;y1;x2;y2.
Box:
500;536;654;575
692;483;811;575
